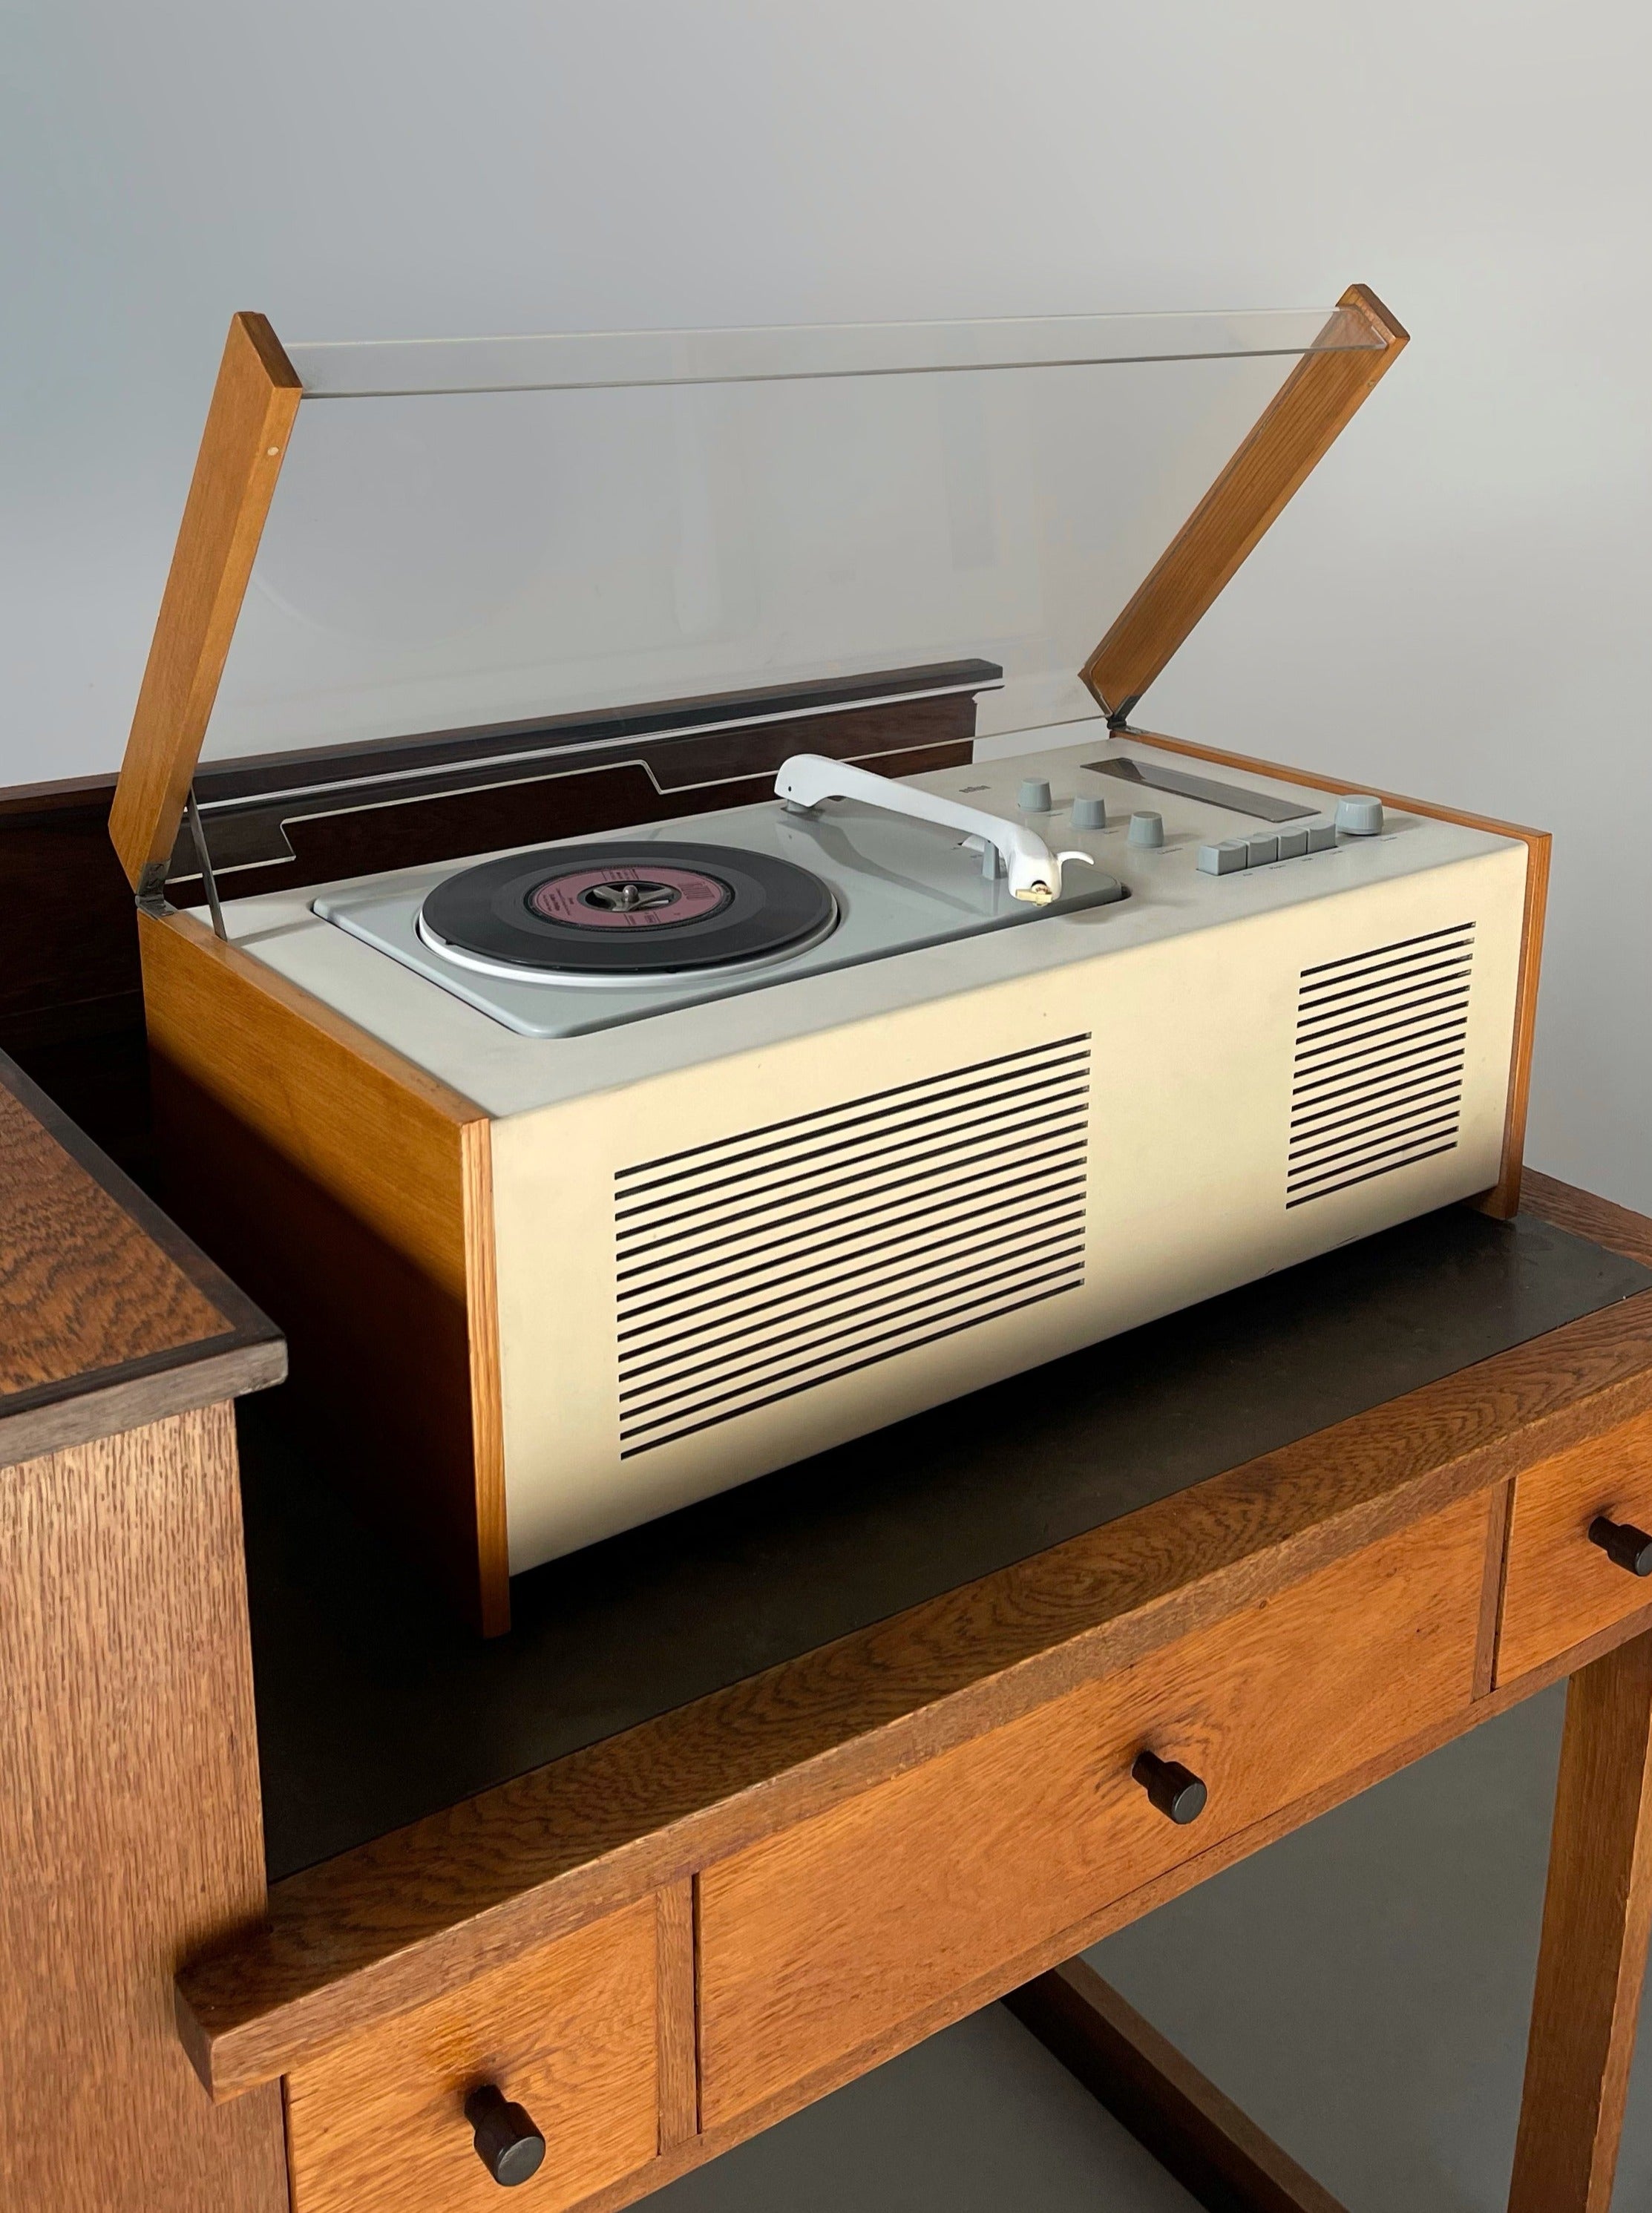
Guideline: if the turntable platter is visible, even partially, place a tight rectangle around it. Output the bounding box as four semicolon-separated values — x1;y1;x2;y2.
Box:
418;842;839;979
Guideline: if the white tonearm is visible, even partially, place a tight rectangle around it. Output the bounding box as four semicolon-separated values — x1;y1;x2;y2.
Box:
773;754;1091;906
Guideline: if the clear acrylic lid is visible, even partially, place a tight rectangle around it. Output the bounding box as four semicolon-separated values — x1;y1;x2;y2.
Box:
200;305;1386;766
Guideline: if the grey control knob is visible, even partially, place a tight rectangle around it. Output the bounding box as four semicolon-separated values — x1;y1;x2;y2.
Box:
1071;795;1107;831
1018;778;1053;813
1127;810;1164;849
1335;794;1384;837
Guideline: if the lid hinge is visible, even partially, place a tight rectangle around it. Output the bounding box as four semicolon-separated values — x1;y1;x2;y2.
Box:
1106;696;1141;735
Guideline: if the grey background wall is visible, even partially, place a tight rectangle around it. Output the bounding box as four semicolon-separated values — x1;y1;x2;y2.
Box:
4;0;1648;1204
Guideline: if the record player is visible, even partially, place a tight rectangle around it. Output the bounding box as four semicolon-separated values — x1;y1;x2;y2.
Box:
109;290;1547;1632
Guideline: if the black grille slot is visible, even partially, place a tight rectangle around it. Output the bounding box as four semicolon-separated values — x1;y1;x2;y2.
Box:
614;1036;1091;1456
1287;924;1474;1209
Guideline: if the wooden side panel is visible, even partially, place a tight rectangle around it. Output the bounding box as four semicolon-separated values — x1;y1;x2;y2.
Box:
139;909;510;1633
697;1493;1489;2128
0;1409;287;2213
1498;1409;1652;1685
1120;729;1549;1219
110;314;301;896
1509;1630;1652;2213
1083;284;1408;720
284;1900;659;2213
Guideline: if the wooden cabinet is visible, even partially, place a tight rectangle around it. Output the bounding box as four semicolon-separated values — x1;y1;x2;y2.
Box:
698;1493;1492;2129
284;1898;661;2213
1498;1409;1652;1685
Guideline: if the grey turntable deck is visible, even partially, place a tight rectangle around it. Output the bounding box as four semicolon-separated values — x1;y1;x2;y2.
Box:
313;795;1124;1037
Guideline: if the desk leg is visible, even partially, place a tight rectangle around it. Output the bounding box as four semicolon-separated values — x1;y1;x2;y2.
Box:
1509;1628;1652;2213
1007;1958;1349;2213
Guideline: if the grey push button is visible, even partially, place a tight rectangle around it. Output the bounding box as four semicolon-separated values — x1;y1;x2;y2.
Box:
1335;794;1385;836
1196;838;1248;876
1071;794;1107;830
1018;778;1053;813
1276;827;1308;859
1305;819;1337;852
1244;831;1280;865
1127;810;1165;848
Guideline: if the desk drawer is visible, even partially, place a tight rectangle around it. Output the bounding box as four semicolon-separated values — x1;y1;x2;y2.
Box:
1498;1410;1652;1684
698;1494;1489;2129
284;1898;659;2213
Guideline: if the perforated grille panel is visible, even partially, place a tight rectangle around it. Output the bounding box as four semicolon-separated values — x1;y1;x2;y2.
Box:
1288;922;1475;1209
614;1035;1092;1457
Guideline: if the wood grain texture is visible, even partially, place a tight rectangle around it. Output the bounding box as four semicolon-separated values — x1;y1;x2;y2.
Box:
0;1046;283;1464
1508;1629;1652;2213
1118;727;1550;1218
1524;1170;1652;1268
1006;1959;1348;2213
695;1495;1487;2127
0;1078;226;1391
110;312;301;895
177;1279;1652;2098
409;1586;1652;2213
1497;1408;1652;1685
284;1899;658;2213
656;1882;698;2150
139;908;509;1633
1082;286;1407;720
0;1408;287;2212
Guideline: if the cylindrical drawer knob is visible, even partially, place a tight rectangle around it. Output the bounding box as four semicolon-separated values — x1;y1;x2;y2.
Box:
1589;1517;1652;1577
1132;1749;1207;1825
465;2085;546;2188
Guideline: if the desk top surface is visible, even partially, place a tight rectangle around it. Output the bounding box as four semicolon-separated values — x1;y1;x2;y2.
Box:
0;1052;283;1467
246;1195;1652;1881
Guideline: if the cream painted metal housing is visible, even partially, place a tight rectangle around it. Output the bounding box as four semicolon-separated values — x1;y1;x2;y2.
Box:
217;736;1528;1572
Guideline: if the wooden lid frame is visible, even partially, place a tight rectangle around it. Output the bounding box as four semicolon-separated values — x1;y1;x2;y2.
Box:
109;286;1407;900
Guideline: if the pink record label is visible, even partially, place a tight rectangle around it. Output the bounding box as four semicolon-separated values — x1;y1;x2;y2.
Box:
527;863;730;930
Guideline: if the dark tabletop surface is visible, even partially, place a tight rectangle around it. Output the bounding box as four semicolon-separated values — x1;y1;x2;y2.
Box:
242;1203;1652;1883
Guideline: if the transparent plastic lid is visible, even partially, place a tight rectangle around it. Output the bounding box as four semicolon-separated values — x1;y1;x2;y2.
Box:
202;306;1383;765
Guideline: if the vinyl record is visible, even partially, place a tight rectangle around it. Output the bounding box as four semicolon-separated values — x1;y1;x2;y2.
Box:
418;841;839;978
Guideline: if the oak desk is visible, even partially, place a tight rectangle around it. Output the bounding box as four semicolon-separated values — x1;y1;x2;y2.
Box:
0;1050;286;2212
166;1173;1652;2213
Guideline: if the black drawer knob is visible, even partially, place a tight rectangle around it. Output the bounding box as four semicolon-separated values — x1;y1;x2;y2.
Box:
465;2085;546;2188
1132;1749;1207;1825
1589;1517;1652;1577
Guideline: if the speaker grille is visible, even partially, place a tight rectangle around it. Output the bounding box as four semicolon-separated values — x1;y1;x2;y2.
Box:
1287;922;1474;1209
614;1035;1092;1457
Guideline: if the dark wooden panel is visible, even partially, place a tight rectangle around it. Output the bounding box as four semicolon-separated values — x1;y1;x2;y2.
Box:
0;773;147;1167
0;1407;289;2213
1007;1960;1348;2213
164;701;979;905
